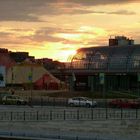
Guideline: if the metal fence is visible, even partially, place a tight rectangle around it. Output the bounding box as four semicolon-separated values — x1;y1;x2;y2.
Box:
0;108;139;121
31;97;69;106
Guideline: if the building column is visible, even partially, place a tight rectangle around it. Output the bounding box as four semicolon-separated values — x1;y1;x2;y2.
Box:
69;76;75;91
88;76;94;92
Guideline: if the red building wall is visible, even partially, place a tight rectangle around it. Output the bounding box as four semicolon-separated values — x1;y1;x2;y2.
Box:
0;52;15;69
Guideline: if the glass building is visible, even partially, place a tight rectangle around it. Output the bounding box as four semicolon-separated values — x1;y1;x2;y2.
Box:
68;37;140;92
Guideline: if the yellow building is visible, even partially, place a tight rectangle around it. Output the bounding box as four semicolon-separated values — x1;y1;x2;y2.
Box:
6;63;62;90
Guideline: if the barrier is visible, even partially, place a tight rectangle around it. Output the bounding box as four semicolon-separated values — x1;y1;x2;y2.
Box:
0;108;139;121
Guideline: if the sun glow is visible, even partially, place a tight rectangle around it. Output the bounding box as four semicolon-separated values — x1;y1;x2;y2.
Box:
53;26;107;44
53;33;81;41
57;49;77;62
29;42;78;62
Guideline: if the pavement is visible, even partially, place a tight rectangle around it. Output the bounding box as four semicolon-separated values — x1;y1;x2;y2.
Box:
0;106;139;140
0;120;140;140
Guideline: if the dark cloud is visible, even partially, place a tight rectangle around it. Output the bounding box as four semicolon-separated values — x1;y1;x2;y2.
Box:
37;1;137;16
10;28;34;32
0;0;138;22
0;0;46;22
51;9;136;15
67;0;140;6
25;27;82;44
0;27;84;46
92;10;136;15
107;10;136;15
0;30;40;46
0;32;12;37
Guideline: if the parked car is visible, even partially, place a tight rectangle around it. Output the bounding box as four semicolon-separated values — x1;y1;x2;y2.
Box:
68;97;97;107
109;99;140;108
2;95;27;105
0;92;11;100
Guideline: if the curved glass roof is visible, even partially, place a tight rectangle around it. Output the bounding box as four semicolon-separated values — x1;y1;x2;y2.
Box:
71;45;140;72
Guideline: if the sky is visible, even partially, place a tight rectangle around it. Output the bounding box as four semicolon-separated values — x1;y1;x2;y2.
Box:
0;0;140;62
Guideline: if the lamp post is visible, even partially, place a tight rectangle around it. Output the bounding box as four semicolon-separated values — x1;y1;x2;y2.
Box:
137;73;140;96
99;73;106;107
28;66;33;104
11;67;14;94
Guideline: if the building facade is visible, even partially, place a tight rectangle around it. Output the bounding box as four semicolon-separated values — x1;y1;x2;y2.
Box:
63;36;140;92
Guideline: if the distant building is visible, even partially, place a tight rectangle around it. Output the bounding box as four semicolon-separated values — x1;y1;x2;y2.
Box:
0;49;15;69
36;58;65;70
10;52;35;63
109;36;134;46
6;63;63;90
0;48;65;90
0;48;8;53
55;36;140;91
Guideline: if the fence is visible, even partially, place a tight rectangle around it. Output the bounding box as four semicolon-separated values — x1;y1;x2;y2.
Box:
30;97;69;106
0;108;139;121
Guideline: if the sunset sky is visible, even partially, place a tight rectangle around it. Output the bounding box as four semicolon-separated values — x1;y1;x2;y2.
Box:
0;0;140;62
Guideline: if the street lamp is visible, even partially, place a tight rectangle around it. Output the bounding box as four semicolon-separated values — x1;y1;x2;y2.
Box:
99;73;106;107
137;73;140;96
28;66;33;104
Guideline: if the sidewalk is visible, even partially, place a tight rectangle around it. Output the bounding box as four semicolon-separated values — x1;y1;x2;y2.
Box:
0;120;140;140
